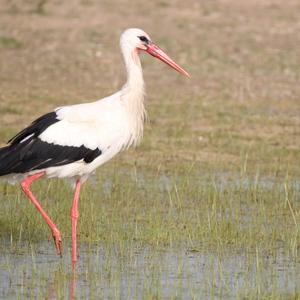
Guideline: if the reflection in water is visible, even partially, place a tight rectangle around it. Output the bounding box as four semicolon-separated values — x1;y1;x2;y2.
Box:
69;267;76;300
45;266;77;300
0;242;299;298
43;264;77;300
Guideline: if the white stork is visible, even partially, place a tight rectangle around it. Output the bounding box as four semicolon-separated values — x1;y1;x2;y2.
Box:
0;28;189;267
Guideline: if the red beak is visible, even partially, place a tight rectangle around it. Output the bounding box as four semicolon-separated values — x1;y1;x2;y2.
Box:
145;42;190;77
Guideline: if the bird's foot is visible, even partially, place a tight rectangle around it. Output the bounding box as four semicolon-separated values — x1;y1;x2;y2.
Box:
51;228;63;257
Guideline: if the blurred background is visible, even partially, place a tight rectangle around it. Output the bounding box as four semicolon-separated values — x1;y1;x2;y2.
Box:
0;1;299;298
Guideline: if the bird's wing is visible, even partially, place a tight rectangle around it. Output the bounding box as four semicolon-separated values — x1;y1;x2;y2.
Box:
8;112;59;145
0;95;129;176
0;113;104;175
40;96;128;150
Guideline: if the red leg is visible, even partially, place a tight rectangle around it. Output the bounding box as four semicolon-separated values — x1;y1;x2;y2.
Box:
71;179;81;268
21;172;63;256
69;267;77;300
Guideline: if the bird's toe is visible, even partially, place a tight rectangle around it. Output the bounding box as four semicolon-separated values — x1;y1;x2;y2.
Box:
52;228;63;257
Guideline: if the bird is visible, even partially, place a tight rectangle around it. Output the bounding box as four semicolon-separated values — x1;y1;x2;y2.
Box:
0;28;189;267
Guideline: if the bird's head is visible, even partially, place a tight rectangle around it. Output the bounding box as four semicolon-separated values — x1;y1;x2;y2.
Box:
120;28;189;77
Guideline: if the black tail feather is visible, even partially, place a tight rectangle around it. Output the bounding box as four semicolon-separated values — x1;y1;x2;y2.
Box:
0;137;102;176
0;111;102;177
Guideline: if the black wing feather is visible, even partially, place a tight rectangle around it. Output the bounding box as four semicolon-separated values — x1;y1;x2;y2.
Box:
8;112;59;145
0;111;102;176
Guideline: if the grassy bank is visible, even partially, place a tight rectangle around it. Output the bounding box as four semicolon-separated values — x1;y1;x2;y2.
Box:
0;0;299;298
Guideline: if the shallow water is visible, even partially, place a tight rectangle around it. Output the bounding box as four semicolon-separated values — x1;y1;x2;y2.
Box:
0;171;299;298
95;170;300;196
0;241;299;299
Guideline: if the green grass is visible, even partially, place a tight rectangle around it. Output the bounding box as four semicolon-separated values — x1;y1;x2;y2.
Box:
0;36;22;49
0;165;299;298
0;0;299;298
1;164;299;251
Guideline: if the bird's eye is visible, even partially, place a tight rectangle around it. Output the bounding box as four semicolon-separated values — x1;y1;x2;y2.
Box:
138;36;149;43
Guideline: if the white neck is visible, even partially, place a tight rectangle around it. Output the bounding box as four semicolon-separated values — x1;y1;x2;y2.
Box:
120;45;146;146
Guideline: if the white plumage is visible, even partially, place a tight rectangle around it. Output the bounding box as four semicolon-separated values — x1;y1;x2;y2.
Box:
41;94;135;180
